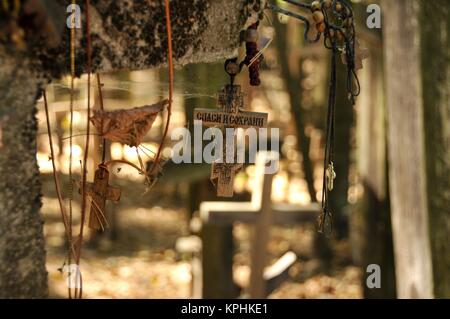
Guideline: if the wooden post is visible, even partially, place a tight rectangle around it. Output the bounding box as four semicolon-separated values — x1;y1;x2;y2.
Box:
201;224;237;298
249;152;277;298
383;0;434;298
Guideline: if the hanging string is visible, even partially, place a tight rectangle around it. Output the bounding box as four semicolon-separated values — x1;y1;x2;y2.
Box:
75;0;93;299
67;0;77;299
96;73;106;163
43;90;78;261
318;40;337;235
240;21;262;86
149;0;173;177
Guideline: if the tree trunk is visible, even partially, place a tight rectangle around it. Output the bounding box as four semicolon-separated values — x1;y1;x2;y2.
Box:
0;0;253;298
383;0;444;298
0;49;48;298
419;0;450;298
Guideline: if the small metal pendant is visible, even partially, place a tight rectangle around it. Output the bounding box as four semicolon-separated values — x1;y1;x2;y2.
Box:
326;162;336;191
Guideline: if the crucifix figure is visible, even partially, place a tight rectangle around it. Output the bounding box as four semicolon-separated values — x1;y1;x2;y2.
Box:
194;84;268;197
211;146;243;197
85;164;121;231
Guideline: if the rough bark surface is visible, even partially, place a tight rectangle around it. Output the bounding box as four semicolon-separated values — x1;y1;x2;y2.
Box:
420;0;450;298
0;0;252;298
0;48;48;298
33;0;250;78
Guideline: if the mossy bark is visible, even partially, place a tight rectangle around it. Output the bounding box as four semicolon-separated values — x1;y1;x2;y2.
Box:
420;0;450;298
0;49;48;298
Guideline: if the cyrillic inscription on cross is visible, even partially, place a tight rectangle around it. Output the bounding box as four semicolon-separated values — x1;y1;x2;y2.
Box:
194;85;268;197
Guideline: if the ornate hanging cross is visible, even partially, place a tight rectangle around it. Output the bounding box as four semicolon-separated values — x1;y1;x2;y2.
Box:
194;84;268;197
85;164;121;231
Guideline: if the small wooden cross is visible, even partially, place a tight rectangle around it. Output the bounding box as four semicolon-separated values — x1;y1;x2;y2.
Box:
194;85;268;197
85;164;121;231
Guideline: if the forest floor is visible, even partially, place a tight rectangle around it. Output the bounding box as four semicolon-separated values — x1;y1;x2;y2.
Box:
41;174;362;299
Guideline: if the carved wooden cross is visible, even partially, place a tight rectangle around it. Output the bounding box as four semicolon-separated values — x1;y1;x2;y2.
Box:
85;164;121;231
194;84;268;197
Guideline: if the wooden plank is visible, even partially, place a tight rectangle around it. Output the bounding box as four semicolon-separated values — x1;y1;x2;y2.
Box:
200;203;319;225
272;204;320;223
383;0;433;298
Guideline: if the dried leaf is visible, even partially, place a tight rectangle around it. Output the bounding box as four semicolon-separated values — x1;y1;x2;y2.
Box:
90;100;168;147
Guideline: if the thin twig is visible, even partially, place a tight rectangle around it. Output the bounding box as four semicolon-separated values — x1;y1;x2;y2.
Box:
43;90;78;261
75;0;93;299
96;73;106;162
67;0;76;299
149;0;173;176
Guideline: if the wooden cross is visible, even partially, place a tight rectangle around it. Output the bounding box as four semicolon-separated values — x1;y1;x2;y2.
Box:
198;151;320;298
85;164;121;231
194;84;268;197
